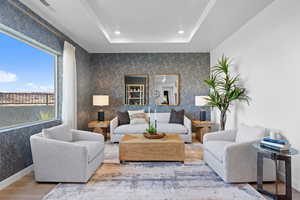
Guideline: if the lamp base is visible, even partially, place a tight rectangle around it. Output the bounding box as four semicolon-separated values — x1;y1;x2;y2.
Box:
199;111;207;121
98;111;105;121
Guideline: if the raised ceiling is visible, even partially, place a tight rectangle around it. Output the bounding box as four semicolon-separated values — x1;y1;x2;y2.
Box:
20;0;274;53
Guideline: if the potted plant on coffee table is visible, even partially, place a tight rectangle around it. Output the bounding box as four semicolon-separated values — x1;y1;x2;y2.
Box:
144;124;165;139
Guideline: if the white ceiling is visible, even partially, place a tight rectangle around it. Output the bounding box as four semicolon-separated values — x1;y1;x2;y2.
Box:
20;0;274;53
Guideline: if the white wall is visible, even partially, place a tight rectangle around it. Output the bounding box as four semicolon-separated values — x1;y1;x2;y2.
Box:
211;0;300;191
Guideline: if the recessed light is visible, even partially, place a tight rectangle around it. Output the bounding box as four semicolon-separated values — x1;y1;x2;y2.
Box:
114;30;121;35
178;30;184;34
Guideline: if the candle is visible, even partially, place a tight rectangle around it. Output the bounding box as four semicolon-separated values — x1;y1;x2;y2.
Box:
148;106;150;127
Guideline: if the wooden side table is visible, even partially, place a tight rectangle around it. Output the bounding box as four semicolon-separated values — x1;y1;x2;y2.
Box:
192;121;214;143
88;121;110;140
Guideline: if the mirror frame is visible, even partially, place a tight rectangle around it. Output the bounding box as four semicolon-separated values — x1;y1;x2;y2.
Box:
124;74;149;106
154;73;180;106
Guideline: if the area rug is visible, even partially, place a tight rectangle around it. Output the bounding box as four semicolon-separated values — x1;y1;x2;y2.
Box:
42;143;265;200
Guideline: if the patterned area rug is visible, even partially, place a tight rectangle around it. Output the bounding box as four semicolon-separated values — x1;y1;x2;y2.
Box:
42;143;265;200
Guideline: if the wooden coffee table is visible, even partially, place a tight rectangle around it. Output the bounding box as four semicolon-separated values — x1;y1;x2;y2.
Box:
119;134;185;163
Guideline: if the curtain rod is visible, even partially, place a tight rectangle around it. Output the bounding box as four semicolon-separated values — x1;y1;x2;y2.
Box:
8;0;68;41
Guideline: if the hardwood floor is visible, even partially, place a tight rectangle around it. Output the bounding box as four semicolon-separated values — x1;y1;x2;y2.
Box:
0;173;55;200
0;134;299;200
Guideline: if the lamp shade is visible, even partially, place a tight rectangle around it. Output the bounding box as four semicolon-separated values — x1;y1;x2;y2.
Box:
195;96;208;106
93;95;109;106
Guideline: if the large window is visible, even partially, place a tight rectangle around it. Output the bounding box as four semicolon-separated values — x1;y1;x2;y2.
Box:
0;31;58;129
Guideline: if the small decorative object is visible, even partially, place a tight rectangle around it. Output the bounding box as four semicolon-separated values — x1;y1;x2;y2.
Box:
269;130;280;140
195;96;208;121
146;124;157;134
144;123;166;139
204;55;250;130
93;95;109;121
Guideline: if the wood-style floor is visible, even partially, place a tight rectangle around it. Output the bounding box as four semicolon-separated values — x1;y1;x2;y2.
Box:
1;135;299;200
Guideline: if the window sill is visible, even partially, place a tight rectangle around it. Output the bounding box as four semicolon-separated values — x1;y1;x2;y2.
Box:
0;119;62;134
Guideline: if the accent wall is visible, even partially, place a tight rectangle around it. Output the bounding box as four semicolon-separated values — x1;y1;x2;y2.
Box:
90;53;210;120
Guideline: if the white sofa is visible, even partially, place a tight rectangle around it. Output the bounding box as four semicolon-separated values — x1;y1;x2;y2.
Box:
110;112;192;143
30;124;104;183
203;127;276;183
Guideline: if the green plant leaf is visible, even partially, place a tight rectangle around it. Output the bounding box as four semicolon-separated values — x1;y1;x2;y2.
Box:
203;55;250;120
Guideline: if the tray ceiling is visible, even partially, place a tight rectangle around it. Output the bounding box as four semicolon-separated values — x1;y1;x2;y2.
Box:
20;0;274;52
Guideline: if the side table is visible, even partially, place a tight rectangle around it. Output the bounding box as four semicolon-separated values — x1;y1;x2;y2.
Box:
192;121;214;143
253;143;298;200
88;121;110;140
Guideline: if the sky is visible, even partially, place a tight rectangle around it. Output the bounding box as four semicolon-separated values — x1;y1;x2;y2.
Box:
0;32;54;93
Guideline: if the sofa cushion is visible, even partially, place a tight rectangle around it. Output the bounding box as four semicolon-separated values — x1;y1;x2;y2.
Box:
115;123;188;135
115;124;148;134
117;111;130;126
169;109;184;125
157;123;188;134
235;124;266;143
128;110;148;124
73;141;104;163
149;113;170;123
43;124;72;142
204;141;234;163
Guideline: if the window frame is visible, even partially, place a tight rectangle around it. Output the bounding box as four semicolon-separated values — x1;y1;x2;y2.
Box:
0;23;61;131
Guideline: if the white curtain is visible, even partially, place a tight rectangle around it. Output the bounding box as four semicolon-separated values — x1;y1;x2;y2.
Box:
62;41;77;129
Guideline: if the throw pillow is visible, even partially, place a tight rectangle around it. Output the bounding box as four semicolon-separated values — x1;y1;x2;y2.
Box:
235;124;266;143
43;124;72;142
128;110;148;124
169;109;184;125
117;111;130;126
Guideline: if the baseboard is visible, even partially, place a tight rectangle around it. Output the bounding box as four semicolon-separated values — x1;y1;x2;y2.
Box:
0;165;33;190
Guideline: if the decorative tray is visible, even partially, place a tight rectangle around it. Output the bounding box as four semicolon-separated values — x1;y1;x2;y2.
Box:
143;132;166;139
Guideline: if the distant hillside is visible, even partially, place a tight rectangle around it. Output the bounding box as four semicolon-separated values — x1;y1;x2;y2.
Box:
0;92;54;105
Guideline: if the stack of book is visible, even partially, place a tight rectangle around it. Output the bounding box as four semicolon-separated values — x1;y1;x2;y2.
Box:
260;137;290;152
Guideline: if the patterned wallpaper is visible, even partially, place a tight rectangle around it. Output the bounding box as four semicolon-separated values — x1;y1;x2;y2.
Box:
0;0;91;181
90;53;210;121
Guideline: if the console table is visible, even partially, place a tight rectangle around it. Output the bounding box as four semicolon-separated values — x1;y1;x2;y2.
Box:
253;143;298;200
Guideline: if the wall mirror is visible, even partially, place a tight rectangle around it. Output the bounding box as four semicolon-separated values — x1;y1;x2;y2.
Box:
154;74;180;106
125;74;148;105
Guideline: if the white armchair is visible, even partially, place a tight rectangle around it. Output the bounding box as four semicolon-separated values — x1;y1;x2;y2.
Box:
203;126;276;183
30;124;104;183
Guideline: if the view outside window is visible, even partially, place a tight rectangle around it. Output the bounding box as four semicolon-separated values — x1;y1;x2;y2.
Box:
0;32;56;129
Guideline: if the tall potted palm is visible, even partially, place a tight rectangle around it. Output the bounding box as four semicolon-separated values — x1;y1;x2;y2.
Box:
204;55;250;130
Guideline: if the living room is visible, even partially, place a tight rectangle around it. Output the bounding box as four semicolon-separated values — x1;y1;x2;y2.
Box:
0;0;300;199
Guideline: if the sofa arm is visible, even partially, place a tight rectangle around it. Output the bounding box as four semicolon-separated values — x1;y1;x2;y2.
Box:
110;117;118;135
203;130;237;143
72;129;104;143
184;116;192;135
224;140;260;179
30;135;88;181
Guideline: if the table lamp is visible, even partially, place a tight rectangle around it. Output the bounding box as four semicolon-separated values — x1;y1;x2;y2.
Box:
195;96;208;121
93;95;109;121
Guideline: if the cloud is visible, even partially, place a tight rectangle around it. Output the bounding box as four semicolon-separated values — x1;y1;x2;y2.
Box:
0;70;17;82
